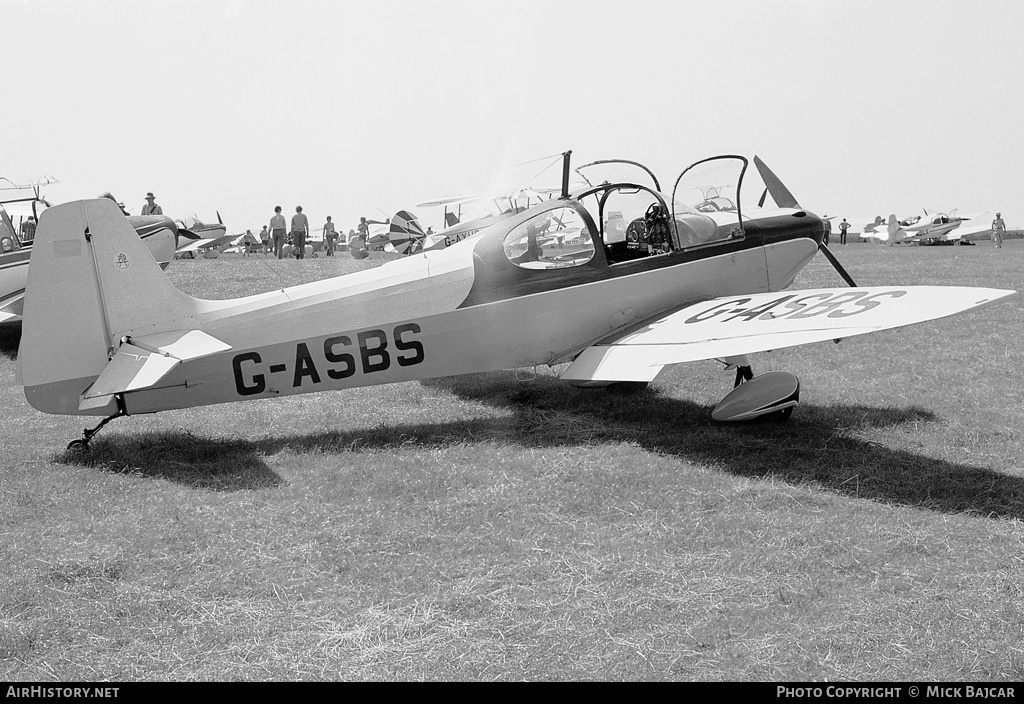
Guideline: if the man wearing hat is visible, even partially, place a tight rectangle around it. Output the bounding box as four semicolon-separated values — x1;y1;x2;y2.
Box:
141;192;163;216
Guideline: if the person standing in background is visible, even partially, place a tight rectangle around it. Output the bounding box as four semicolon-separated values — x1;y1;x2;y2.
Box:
270;206;287;259
323;216;337;256
291;206;310;259
141;192;162;215
991;212;1006;248
19;216;36;244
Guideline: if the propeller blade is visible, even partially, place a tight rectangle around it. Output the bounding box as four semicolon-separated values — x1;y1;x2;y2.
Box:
758;187;768;208
216;211;223;224
819;243;858;287
753;156;799;209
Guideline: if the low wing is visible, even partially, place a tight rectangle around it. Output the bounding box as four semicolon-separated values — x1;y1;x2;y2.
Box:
176;237;216;254
949;213;993;238
561;286;1015;383
175;234;235;253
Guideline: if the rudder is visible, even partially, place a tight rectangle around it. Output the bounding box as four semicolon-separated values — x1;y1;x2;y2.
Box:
19;198;198;414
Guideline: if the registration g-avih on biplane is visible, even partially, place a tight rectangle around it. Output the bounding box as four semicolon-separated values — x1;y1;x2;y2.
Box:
16;152;1015;448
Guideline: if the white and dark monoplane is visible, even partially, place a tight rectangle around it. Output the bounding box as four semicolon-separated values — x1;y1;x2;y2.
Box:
860;209;991;245
16;153;1015;448
1;196;177;324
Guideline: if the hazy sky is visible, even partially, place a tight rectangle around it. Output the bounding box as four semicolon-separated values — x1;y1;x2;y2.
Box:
3;0;1023;233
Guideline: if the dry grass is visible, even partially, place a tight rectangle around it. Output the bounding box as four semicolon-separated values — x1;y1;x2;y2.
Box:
1;242;1023;681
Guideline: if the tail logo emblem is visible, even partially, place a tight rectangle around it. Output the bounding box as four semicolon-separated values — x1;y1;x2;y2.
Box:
115;253;131;269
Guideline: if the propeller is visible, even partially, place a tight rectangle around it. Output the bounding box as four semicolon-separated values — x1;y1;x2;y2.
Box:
818;243;858;287
388;210;427;255
753;155;858;287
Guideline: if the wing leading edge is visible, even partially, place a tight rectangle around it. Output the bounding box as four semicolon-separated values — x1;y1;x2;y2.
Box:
560;286;1016;383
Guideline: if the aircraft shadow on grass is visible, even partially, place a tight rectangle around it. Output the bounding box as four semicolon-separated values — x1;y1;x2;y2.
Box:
56;431;285;492
54;370;1024;517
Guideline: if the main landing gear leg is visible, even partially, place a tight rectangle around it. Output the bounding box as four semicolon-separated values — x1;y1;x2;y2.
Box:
67;397;127;451
734;365;754;388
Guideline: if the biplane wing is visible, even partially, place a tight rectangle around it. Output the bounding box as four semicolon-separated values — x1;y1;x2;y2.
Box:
561;287;1015;383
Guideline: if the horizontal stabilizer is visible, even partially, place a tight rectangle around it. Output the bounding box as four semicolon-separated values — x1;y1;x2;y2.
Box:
561;286;1016;383
78;330;230;409
130;329;231;361
80;343;180;407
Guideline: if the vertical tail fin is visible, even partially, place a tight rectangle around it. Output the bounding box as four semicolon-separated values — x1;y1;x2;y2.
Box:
886;214;901;242
19;198;199;414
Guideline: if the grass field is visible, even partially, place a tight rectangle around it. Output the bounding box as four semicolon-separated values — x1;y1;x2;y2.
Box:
1;239;1023;681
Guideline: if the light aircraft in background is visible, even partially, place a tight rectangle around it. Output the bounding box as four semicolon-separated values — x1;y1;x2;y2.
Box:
175;233;238;258
1;195;178;324
824;215;888;242
177;211;227;240
386;187;563;255
856;209;991;245
1;175;59;231
174;212;230;257
895;209;991;245
15;152;1015;449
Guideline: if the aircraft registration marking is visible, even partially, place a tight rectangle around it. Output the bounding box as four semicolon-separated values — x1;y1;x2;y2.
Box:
444;230;477;248
684;290;908;324
231;323;425;396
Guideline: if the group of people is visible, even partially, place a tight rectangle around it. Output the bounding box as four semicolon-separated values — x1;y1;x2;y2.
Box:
822;217;851;245
136;193;377;260
260;206;372;259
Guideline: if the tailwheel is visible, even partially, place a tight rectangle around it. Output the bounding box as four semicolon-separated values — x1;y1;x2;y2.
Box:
67;399;127;450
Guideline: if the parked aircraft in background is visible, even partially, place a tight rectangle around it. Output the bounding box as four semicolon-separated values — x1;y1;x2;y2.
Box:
1;200;177;324
16;152;1015;449
855;209;991;245
175;233;237;258
177;212;227;240
0;176;58;228
895;209;991;245
387;187;562;255
824;215;887;241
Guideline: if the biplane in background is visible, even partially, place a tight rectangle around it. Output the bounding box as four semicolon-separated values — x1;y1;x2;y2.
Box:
15;152;1015;448
386;187;563;255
